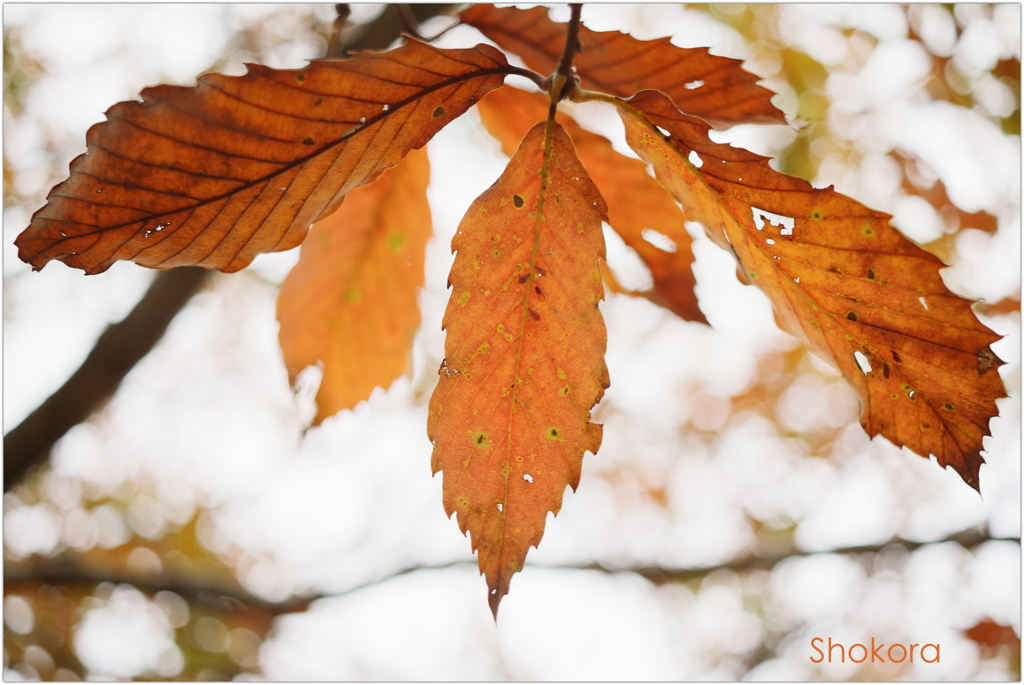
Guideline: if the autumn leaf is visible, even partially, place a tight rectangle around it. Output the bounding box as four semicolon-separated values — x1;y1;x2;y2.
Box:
477;85;705;323
964;620;1021;651
16;40;512;274
606;88;1005;489
427;120;609;617
461;3;785;129
277;147;431;423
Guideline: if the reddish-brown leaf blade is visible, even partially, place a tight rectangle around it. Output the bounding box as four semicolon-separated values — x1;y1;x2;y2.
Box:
620;89;1005;490
476;85;705;323
428;122;609;617
17;41;509;275
277;147;430;424
460;4;785;129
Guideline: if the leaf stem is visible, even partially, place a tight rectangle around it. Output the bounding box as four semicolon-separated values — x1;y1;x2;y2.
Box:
547;4;584;112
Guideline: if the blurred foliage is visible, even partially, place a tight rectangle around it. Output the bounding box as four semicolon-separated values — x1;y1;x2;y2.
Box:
3;4;1019;680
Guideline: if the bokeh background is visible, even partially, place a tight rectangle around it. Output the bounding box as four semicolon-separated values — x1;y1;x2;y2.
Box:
3;3;1019;680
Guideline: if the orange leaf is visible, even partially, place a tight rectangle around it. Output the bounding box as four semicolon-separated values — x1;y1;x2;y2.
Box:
477;85;705;323
616;89;1005;490
461;4;785;129
965;620;1021;650
277;147;431;424
428;121;609;617
16;41;511;275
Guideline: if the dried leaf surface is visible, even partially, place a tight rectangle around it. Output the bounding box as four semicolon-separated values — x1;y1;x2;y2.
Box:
620;89;1005;489
17;41;509;274
477;85;704;323
461;4;785;129
277;147;431;424
428;121;609;616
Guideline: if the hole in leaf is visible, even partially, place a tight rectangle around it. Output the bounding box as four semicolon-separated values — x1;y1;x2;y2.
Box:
751;207;795;235
523;474;533;483
641;228;677;253
496;502;503;513
684;79;704;90
766;238;776;245
853;351;872;375
688;150;704;168
918;296;929;310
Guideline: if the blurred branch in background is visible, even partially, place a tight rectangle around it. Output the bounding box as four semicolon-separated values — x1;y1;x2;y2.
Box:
2;3;460;494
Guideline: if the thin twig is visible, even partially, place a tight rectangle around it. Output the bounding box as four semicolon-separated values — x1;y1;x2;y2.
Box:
555;5;584;85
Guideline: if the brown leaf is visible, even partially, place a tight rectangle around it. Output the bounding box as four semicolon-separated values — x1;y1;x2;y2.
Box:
428;121;608;617
16;40;510;274
617;89;1006;490
461;4;785;129
965;620;1021;650
277;147;430;424
476;85;705;323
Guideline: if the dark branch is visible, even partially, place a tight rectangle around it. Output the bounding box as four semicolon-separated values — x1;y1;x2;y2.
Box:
8;529;1014;615
554;4;584;101
4;267;209;491
4;5;459;495
329;4;462;56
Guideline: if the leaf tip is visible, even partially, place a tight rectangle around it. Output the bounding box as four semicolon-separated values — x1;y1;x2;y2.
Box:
488;586;505;622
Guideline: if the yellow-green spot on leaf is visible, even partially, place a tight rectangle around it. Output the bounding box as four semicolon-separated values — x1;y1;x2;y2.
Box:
545;427;561;441
501;466;512;477
476;342;490;355
457;291;471;306
492;249;501;258
473;431;490;449
388;232;406;250
556;367;567;380
345;286;360;303
749;271;758;279
457;496;469;507
810;209;824;220
559;385;571;396
861;222;875;237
